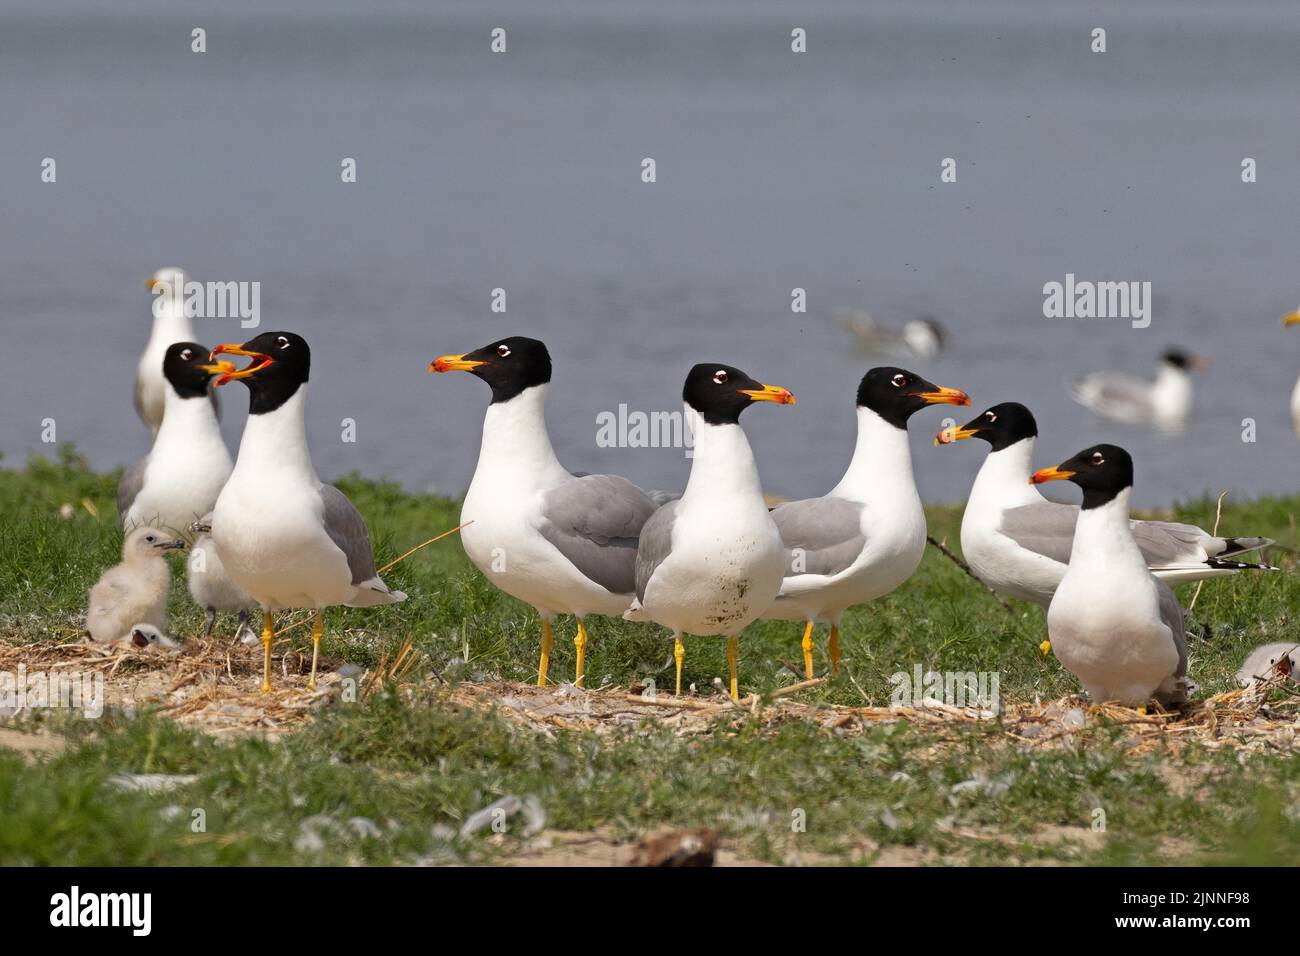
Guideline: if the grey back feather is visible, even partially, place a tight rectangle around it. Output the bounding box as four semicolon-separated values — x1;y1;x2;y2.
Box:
320;485;378;585
634;499;680;603
116;456;149;522
770;496;867;578
539;474;659;595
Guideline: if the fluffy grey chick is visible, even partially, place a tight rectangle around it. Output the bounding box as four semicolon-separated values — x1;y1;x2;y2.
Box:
86;527;186;642
186;514;253;638
117;623;181;650
1236;642;1299;688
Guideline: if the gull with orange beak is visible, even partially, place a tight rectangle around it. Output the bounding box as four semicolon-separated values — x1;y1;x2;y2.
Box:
624;363;796;700
1281;308;1300;437
936;401;1272;619
134;267;219;439
1068;348;1206;431
429;336;663;687
759;367;970;678
118;342;236;537
1031;444;1194;707
209;331;406;694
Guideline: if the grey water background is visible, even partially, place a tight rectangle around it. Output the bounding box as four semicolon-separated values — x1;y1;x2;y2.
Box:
4;0;1300;509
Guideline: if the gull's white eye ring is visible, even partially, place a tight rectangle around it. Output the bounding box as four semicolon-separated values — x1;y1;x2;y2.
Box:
713;369;729;384
497;344;511;357
180;348;193;361
1091;452;1105;465
985;411;997;422
891;373;906;387
277;336;290;349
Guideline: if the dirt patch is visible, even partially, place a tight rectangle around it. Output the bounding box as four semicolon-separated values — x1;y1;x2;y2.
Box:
0;726;66;760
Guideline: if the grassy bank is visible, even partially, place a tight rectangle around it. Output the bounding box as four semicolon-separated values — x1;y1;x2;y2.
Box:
2;448;1299;865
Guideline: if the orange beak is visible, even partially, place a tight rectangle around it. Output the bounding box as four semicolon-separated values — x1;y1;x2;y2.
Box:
739;383;797;405
1029;465;1075;485
916;385;971;407
210;344;272;386
935;424;979;446
429;353;487;374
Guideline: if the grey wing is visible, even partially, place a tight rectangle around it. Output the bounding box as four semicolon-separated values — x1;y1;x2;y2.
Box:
634;500;680;603
116;456;148;521
319;485;378;585
1130;519;1212;567
1155;578;1188;679
997;499;1080;565
538;474;659;595
1070;372;1155;420
770;497;866;578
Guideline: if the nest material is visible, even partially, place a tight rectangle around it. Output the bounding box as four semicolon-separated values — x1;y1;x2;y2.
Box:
1;638;1297;753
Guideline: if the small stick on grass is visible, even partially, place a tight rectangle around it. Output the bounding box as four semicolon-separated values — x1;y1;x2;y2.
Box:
379;521;473;574
1188;491;1227;613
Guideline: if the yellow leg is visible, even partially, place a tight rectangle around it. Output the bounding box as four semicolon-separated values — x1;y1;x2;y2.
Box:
574;618;589;688
260;610;274;695
308;610;323;690
537;619;553;687
727;636;739;702
828;624;841;677
800;621;816;679
674;636;685;696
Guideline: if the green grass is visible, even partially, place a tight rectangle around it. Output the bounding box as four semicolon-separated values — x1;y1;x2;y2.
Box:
2;447;1300;865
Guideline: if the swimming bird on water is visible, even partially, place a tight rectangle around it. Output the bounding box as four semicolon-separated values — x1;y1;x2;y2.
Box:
625;363;796;700
135;267;218;438
1068;348;1205;430
210;331;406;693
118;342;234;536
762;367;970;678
429;336;660;687
86;527;186;643
1032;444;1194;707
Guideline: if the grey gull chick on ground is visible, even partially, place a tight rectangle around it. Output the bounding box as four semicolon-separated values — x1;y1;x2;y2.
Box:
86;527;186;642
210;332;406;694
762;367;970;678
429;336;660;687
625;363;796;700
187;512;254;639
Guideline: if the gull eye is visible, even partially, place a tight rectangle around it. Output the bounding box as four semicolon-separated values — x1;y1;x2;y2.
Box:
985;411;997;422
1090;452;1105;465
497;344;511;358
144;534;156;543
713;369;729;384
891;373;907;388
276;335;290;350
180;348;192;361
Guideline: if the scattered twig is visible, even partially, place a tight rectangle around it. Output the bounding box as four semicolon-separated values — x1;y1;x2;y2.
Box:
379;522;473;574
1188;491;1227;612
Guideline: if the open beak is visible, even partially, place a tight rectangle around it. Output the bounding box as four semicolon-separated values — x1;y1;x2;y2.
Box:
739;383;797;405
1282;311;1300;328
935;424;980;447
198;360;235;377
145;277;161;290
429;353;487;373
915;385;971;407
210;344;272;386
1029;465;1075;485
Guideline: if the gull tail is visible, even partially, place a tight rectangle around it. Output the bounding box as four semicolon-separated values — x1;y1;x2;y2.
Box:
346;576;407;607
1213;535;1273;559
